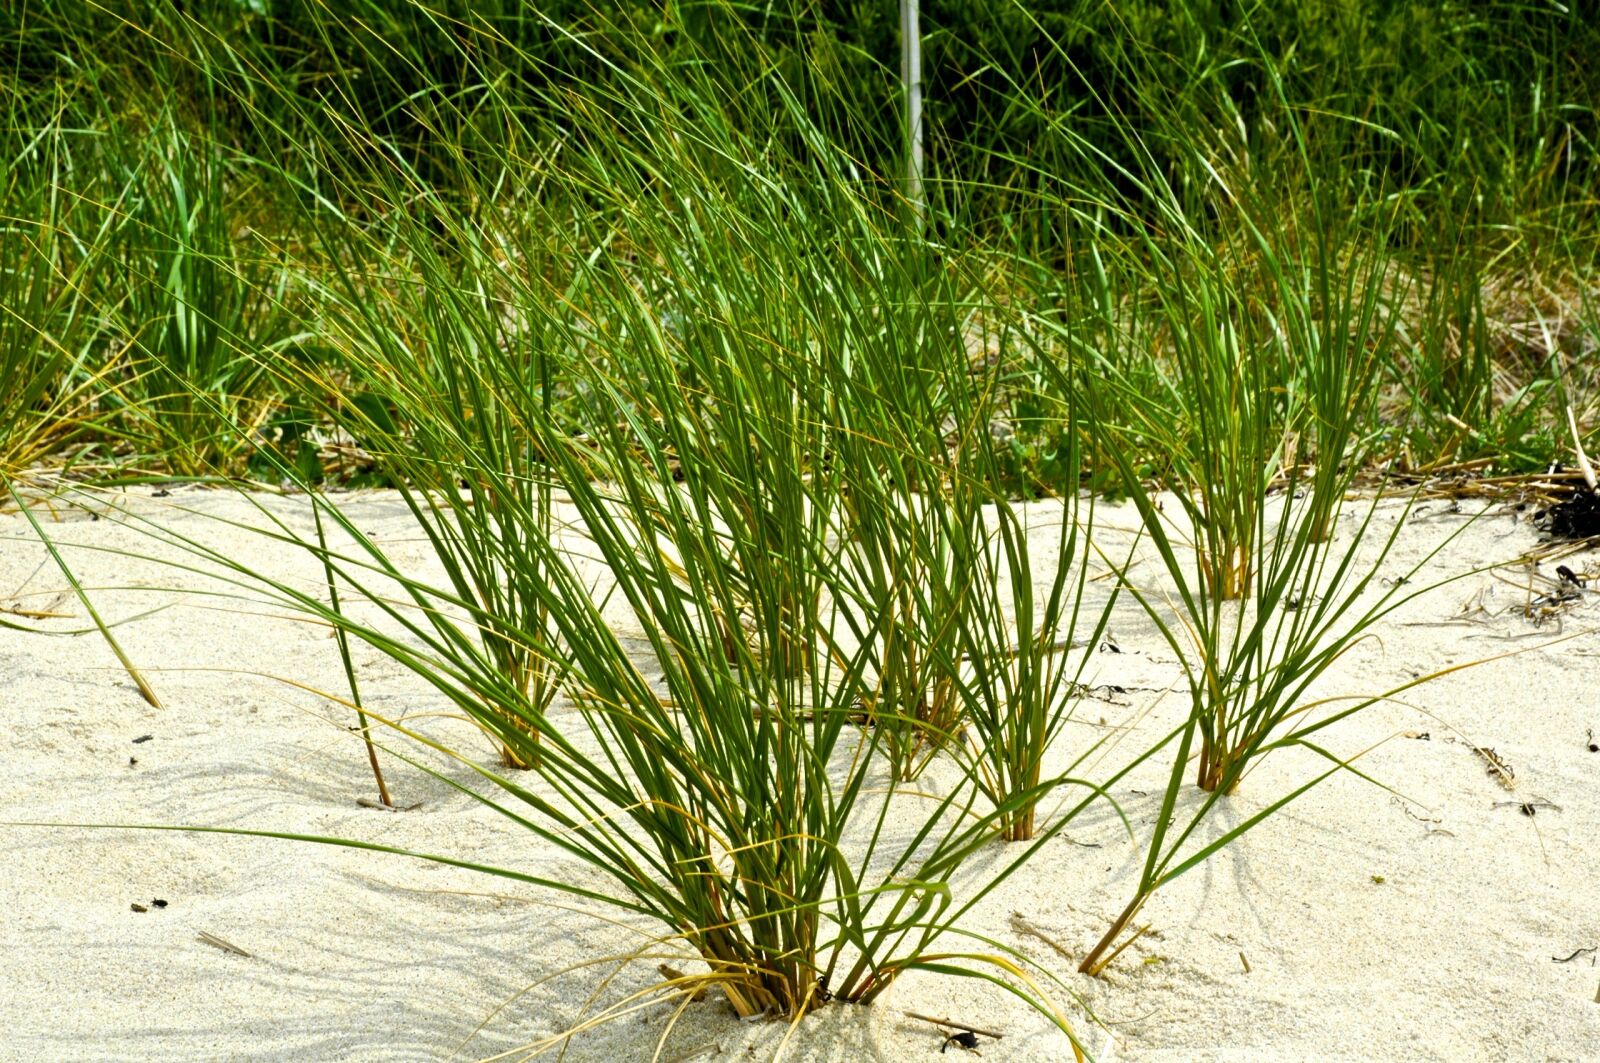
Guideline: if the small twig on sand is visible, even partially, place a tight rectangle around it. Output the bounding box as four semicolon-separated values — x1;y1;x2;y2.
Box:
356;797;423;812
196;931;251;957
904;1012;1004;1041
1471;745;1517;790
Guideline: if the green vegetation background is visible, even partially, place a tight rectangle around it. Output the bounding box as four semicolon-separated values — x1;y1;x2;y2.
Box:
2;0;1596;482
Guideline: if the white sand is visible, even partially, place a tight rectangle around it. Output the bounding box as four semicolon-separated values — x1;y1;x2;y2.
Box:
2;487;1597;1062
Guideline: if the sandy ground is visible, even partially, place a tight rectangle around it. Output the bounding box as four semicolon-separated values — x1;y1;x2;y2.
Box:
1;485;1597;1062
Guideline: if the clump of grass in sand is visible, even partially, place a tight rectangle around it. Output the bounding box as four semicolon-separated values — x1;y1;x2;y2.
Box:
1013;44;1490;974
110;29;1120;1048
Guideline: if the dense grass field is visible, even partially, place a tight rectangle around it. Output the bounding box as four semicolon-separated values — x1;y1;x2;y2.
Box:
3;1;1597;1055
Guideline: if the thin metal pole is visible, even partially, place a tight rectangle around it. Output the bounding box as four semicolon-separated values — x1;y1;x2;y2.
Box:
899;0;925;226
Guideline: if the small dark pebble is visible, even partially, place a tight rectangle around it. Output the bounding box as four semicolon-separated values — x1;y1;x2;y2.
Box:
132;735;153;744
131;903;148;913
152;899;168;908
1520;803;1537;817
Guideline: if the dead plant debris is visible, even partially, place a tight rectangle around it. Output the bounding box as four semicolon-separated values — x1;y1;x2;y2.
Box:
906;1012;1003;1053
196;931;251;957
1496;798;1560;816
1471;746;1517;790
355;798;423;812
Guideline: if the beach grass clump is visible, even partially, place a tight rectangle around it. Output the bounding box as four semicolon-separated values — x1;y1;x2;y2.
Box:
941;408;1115;843
151;34;1117;1039
1009;55;1486;973
808;247;984;779
153;304;1103;1045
